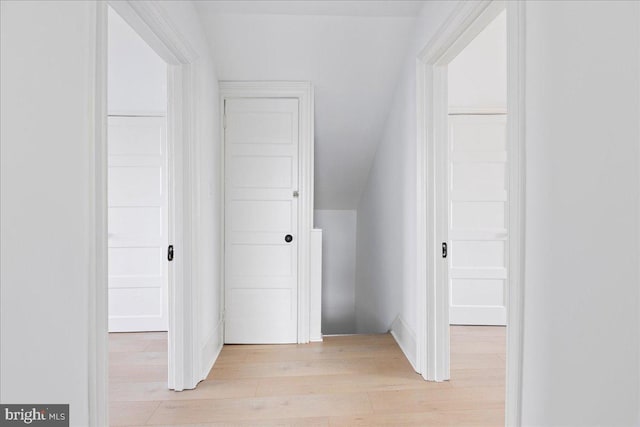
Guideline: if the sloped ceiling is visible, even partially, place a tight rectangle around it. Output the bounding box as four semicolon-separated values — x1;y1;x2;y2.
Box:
195;1;424;209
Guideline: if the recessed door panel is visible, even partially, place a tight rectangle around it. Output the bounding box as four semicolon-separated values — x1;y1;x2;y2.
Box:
229;156;292;188
109;247;162;276
452;201;505;230
108;207;162;244
229;244;293;277
452;163;506;194
451;279;505;306
227;106;295;145
450;118;506;152
230;200;292;232
108;166;162;206
452;241;505;268
109;288;164;317
108;121;164;155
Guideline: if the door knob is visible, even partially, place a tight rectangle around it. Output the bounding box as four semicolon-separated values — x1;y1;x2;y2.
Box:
285;234;293;243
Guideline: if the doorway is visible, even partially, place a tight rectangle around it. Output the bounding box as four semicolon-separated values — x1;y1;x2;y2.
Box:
220;82;315;345
446;11;508;326
106;5;171;408
446;8;509;424
415;1;525;424
107;6;169;333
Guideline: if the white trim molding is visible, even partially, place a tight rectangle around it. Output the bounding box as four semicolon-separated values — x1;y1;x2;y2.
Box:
109;0;198;65
310;229;323;342
200;319;224;381
390;316;417;372
415;0;525;425
504;1;526;425
88;2;109;425
219;81;315;345
165;62;200;391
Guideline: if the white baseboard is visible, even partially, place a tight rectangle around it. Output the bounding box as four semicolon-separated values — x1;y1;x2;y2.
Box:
389;315;418;372
200;318;223;380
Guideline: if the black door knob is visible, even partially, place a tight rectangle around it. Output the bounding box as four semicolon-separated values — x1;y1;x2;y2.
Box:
285;234;293;243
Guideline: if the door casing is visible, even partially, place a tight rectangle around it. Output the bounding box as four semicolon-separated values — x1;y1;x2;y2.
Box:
415;0;526;425
219;81;315;345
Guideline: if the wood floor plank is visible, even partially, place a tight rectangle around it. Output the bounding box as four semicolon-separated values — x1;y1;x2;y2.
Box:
208;357;388;380
368;386;504;414
255;371;443;397
145;393;372;424
449;353;505;370
109;363;167;384
109;351;167;366
109;401;160;426
109;379;258;403
125;417;329;427
143;339;168;352
329;408;504;426
108;326;505;426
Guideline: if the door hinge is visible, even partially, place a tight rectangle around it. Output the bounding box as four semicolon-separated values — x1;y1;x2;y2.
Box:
442;242;448;259
168;245;174;262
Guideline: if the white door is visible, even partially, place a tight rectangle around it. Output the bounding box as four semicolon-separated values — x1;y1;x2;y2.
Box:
448;114;507;325
224;98;299;344
108;116;168;332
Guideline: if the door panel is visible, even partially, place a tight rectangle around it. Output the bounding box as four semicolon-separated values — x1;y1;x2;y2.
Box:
229;156;293;188
452;240;505;268
230;200;292;232
451;279;504;306
109;166;162;206
108;116;168;332
448;114;508;325
225;98;299;344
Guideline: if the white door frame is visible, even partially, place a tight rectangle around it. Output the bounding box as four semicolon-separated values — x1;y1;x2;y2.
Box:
89;1;202;424
219;82;315;344
415;0;525;425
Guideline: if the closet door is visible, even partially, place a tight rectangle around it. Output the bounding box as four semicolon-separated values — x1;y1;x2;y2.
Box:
448;114;507;325
224;98;299;343
108;116;168;332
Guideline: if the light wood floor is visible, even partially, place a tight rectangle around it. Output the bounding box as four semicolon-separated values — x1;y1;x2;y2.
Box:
109;326;505;426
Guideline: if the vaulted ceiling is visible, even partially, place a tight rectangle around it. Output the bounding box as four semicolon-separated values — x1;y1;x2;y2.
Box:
195;1;425;209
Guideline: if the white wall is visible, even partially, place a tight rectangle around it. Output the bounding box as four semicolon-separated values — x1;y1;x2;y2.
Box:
358;0;640;424
521;2;639;425
355;1;457;335
1;1;98;424
0;1;223;423
108;7;166;115
314;210;357;334
448;10;506;110
196;8;417;209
